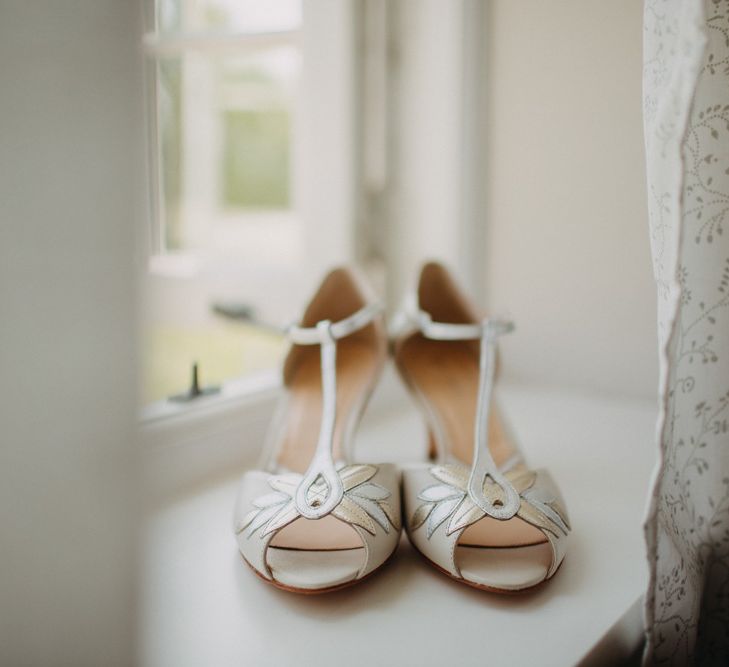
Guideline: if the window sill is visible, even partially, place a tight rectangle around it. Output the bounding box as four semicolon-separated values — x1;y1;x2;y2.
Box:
141;382;655;666
141;369;281;500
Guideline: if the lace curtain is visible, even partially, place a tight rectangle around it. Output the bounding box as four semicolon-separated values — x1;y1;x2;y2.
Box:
643;0;729;663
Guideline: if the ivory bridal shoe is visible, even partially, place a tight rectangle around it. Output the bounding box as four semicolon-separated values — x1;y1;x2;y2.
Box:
395;262;570;592
233;267;401;593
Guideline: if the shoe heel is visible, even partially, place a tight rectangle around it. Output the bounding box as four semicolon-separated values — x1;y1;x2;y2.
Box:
428;429;438;461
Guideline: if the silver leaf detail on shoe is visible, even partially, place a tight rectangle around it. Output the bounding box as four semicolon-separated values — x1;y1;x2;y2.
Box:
410;463;570;540
239;464;400;539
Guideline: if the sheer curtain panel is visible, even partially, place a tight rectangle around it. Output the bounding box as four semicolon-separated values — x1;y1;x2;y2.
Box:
643;0;729;663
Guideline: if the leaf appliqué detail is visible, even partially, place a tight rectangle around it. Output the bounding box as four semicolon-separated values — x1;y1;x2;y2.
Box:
240;464;398;539
409;463;571;541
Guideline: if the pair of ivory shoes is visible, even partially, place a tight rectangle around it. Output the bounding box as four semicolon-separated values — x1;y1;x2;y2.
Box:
233;262;570;594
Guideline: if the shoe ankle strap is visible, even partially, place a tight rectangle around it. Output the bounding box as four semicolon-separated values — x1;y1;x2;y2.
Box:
286;302;384;345
414;308;514;342
404;295;514;342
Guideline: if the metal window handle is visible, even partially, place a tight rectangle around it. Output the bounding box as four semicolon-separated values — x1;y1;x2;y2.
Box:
168;362;220;403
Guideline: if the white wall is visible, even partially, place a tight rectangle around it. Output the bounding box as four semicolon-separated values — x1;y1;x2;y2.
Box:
0;2;142;664
483;0;656;399
386;0;467;303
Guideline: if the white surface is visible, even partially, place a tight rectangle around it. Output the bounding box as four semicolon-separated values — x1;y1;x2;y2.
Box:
141;384;656;666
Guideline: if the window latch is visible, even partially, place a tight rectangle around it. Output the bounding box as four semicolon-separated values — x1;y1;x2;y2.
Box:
168;362;220;403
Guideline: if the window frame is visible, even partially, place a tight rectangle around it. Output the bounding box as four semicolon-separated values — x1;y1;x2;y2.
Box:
140;0;363;416
141;0;489;499
142;20;303;259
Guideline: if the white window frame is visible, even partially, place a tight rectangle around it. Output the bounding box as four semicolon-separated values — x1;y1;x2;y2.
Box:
141;1;361;401
141;0;488;498
145;30;302;260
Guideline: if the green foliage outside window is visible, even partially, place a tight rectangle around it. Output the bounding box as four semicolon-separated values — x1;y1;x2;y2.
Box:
222;109;290;209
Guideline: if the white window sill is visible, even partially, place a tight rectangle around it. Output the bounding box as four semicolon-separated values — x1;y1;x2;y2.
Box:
141;382;655;666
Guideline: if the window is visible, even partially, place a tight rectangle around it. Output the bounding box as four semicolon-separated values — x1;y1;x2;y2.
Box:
142;0;362;405
141;1;482;413
141;0;485;492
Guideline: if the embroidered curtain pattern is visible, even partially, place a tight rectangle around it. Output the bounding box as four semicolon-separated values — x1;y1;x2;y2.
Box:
643;0;729;663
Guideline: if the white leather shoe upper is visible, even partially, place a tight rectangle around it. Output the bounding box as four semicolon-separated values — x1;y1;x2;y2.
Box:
232;268;401;591
403;462;569;585
234;462;401;584
395;262;571;591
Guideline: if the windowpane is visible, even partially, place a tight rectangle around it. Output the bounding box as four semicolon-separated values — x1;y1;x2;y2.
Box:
145;7;302;404
222;109;290;209
143;320;283;404
157;58;183;249
156;46;298;252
